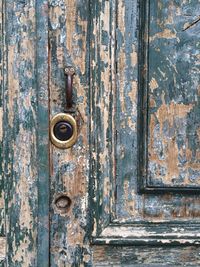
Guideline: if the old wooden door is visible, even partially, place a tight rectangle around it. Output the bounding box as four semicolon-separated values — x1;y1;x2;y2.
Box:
0;0;200;266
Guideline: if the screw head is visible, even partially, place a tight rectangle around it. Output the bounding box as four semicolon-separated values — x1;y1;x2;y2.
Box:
64;67;75;76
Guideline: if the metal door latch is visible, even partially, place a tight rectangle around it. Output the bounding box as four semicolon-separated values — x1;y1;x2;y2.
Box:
50;67;77;149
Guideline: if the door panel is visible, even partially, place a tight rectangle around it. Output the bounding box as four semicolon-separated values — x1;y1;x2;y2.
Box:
90;0;200;248
146;0;200;189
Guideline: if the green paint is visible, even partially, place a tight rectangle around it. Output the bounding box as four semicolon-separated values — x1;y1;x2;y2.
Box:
1;0;49;265
36;0;49;266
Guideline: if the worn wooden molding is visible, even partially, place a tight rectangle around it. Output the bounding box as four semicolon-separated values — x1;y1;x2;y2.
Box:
89;0;118;237
0;237;6;260
92;245;200;266
92;224;200;245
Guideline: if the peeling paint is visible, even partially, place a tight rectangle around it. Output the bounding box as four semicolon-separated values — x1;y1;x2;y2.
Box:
49;0;90;265
2;0;49;265
147;0;200;188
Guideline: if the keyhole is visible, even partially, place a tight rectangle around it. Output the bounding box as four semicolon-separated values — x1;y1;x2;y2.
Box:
60;124;67;133
53;121;73;141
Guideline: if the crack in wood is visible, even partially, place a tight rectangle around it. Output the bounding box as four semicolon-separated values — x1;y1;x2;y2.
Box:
183;16;200;31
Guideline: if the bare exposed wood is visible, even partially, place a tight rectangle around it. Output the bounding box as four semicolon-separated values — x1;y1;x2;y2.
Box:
0;237;6;260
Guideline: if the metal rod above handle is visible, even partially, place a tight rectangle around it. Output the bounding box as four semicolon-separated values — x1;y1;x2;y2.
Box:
64;67;75;109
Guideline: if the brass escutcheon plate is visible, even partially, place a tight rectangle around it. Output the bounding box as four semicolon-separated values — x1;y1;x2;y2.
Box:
50;113;77;149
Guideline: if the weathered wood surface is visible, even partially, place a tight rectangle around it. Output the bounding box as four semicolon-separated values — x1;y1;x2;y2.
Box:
0;0;5;241
3;0;38;265
147;0;200;188
36;0;49;266
0;1;5;265
90;0;200;226
89;0;117;236
48;0;200;266
48;0;200;265
2;0;49;266
0;0;199;265
92;245;200;266
90;0;200;258
0;237;6;261
49;0;91;265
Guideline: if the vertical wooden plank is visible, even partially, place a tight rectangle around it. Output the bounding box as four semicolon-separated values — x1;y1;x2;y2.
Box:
2;0;49;265
0;0;5;239
49;0;91;265
36;0;49;266
3;0;38;264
